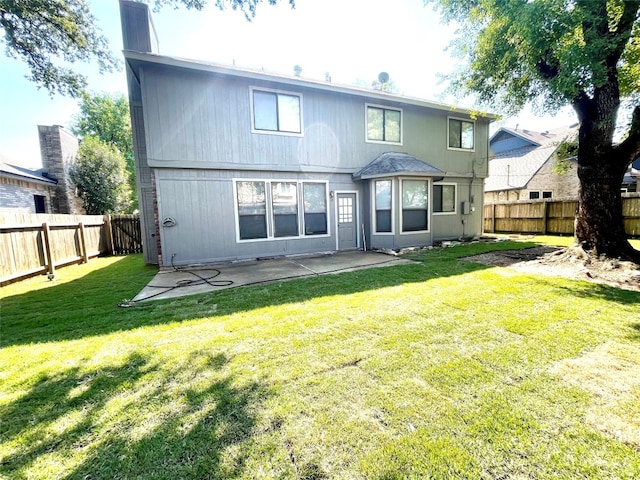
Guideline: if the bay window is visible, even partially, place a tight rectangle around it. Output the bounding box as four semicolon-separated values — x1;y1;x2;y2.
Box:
402;179;429;232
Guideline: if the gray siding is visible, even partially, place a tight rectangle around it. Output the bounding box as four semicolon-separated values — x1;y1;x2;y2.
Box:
140;65;490;178
155;169;359;266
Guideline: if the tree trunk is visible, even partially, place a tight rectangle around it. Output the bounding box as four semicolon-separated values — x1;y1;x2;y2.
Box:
574;122;640;263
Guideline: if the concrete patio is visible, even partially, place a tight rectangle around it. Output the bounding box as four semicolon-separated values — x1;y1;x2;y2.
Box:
132;250;414;302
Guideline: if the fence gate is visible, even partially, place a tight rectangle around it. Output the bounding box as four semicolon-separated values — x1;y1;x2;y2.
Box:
109;214;142;255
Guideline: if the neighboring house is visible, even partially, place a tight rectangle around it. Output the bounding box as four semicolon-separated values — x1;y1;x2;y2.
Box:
0;125;83;215
485;125;579;202
119;1;497;266
0;159;57;214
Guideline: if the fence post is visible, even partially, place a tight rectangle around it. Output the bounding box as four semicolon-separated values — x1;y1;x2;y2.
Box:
42;222;55;277
104;215;114;255
78;222;88;263
541;201;548;235
490;203;496;233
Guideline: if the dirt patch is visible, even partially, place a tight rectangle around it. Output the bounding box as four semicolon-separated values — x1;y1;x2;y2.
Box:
466;246;640;292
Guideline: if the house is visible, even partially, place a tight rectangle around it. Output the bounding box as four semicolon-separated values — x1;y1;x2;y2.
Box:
622;158;639;193
485;125;579;202
119;1;497;267
0;125;82;214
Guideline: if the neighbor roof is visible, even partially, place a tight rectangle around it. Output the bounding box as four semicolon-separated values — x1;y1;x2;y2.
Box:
0;161;56;185
352;152;444;181
485;126;577;192
123;50;499;121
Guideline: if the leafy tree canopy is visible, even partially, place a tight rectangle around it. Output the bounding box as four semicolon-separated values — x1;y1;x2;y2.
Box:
0;0;294;97
429;0;639;115
70;92;137;210
71;136;132;215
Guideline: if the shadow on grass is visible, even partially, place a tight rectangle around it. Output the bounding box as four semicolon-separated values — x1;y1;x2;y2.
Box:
628;322;640;341
541;276;640;305
0;351;268;480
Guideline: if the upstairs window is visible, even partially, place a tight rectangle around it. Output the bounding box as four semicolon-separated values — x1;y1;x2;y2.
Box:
367;105;402;144
448;118;474;150
252;88;302;135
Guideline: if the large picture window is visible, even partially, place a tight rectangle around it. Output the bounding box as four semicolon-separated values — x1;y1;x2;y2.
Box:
367;105;402;144
375;180;392;233
303;183;328;235
252;88;302;134
402;179;429;232
448;118;474;150
235;180;328;241
236;181;267;240
433;184;456;213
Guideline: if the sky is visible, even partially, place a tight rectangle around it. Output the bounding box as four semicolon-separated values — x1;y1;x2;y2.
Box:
0;0;576;168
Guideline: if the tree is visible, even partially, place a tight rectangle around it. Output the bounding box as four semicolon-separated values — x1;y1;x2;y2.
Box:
71;136;132;215
71;92;137;210
1;0;294;97
428;0;640;262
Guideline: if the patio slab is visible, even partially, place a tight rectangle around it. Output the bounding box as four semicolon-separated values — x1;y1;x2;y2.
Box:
132;250;414;302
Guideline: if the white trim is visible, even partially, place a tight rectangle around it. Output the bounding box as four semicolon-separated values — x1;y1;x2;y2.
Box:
371;178;395;235
334;190;360;250
432;182;457;216
233;178;330;243
249;86;304;137
447;116;475;152
365;103;403;146
399;177;431;235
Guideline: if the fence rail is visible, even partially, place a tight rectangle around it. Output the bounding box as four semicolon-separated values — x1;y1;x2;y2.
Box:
483;194;640;237
0;213;141;286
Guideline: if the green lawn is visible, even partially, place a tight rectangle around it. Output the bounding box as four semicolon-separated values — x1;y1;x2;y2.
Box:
1;238;639;479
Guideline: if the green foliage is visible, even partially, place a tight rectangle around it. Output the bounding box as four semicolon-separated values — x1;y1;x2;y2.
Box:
0;0;118;97
552;139;578;175
71;136;132;214
71;92;137;210
428;0;640;115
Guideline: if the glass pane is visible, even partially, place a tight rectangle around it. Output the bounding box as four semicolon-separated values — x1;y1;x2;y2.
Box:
375;180;391;209
433;185;443;212
367;107;384;141
384;109;401;142
402;180;428;209
277;94;301;133
237;181;266;215
449;119;461;148
376;210;391;233
272;182;298;215
253;91;278;131
274;214;298;237
303;183;327;213
442;185;455;211
461;121;474;149
239;215;267;239
338;197;353;223
304;213;327;235
402;210;428;231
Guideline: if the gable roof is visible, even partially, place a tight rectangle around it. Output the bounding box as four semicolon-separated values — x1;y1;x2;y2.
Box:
123;50;499;121
352;152;444;181
485;126;577;192
0;161;57;185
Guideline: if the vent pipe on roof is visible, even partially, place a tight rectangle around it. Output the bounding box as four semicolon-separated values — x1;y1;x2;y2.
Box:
293;65;302;77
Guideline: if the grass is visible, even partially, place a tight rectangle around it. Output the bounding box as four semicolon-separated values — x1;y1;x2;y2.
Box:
1;237;639;479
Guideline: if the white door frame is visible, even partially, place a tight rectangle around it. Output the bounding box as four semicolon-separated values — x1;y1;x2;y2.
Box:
334;190;360;251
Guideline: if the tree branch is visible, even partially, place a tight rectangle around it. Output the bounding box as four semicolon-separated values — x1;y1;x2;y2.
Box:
612;0;640;62
615;105;640;166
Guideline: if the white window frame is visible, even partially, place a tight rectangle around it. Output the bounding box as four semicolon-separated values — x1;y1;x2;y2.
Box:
371;178;395;235
365;103;403;145
529;190;541;200
447;116;475;152
233;179;329;243
399;177;431;235
250;86;304;137
432;182;457;215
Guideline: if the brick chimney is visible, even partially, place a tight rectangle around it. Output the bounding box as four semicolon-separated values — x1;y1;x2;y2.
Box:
39;125;84;214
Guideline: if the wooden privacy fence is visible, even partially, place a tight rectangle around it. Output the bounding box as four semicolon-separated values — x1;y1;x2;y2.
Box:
0;213;141;285
484;194;640;237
